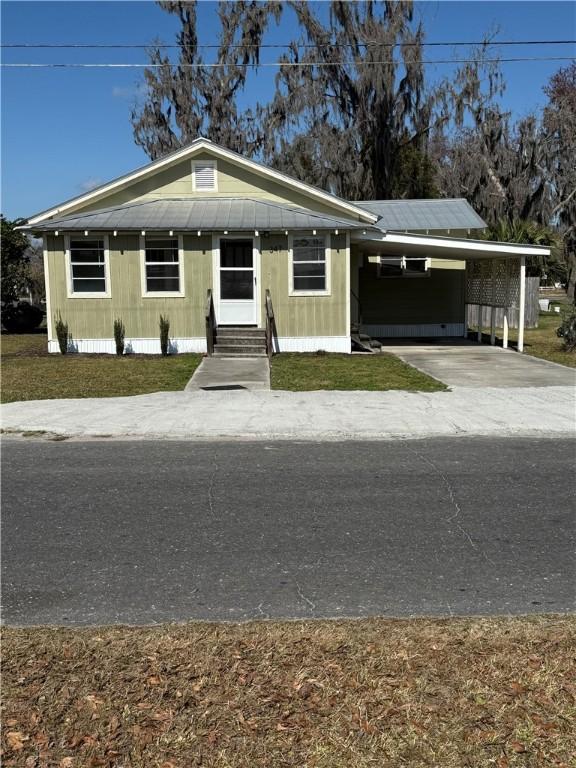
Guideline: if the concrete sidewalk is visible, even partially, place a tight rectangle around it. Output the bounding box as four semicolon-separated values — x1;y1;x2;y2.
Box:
185;356;270;391
1;386;574;441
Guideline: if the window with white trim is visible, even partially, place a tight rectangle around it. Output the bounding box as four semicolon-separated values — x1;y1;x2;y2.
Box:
144;236;181;293
378;256;430;278
69;238;107;294
192;160;217;191
291;236;328;292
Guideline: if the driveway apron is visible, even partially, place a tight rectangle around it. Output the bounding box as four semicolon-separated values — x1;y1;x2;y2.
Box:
381;342;576;388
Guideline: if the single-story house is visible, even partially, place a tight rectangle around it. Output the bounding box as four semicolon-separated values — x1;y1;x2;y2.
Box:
20;138;549;355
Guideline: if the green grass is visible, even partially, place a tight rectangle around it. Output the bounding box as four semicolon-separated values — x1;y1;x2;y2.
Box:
1;333;202;403
476;312;576;368
271;352;446;391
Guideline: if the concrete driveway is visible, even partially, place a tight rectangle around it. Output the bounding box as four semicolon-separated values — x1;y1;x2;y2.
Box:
381;341;576;388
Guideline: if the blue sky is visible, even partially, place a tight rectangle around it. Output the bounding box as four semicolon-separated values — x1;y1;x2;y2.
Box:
1;0;575;219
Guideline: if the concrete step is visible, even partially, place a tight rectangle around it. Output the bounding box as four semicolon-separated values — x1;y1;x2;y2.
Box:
213;351;268;358
214;344;267;355
215;336;267;347
216;327;265;338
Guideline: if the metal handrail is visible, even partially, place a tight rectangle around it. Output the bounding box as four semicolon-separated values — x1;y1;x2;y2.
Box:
350;288;363;327
205;288;216;355
265;289;275;359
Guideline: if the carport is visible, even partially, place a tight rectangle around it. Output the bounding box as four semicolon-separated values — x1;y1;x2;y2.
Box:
351;230;551;353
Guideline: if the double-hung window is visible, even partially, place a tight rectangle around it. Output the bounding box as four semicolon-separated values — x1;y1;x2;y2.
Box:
290;236;329;294
142;236;183;295
68;237;109;296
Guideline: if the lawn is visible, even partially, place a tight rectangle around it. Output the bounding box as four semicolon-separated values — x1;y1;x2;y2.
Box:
2;616;574;767
507;312;576;368
1;333;202;403
476;312;576;368
271;352;446;391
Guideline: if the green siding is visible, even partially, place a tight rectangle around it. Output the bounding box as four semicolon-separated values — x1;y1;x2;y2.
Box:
46;233;348;340
358;258;465;325
260;234;347;337
46;234;212;339
69;152;362;220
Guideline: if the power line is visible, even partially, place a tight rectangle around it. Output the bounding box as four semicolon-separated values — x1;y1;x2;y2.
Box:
2;57;574;68
2;39;576;49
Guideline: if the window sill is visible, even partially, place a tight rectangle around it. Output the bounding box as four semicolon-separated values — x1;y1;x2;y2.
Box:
289;290;331;297
142;292;186;298
67;293;111;299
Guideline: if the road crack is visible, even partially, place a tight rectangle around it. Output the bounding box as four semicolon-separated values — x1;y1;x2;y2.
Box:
405;444;495;567
295;579;316;612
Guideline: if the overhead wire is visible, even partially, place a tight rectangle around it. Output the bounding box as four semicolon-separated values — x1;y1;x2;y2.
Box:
2;57;575;68
2;39;575;49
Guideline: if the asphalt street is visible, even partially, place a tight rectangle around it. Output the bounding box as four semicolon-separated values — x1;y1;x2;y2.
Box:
2;436;574;625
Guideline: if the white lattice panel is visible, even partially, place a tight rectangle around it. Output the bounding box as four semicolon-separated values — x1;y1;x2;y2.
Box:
466;258;520;308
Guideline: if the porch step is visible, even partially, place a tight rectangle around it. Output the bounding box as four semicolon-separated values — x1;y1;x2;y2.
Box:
216;326;266;338
215;336;266;347
351;329;382;354
214;344;267;355
212;325;267;357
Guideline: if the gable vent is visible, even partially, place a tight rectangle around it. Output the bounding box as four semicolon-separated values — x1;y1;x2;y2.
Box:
193;161;217;191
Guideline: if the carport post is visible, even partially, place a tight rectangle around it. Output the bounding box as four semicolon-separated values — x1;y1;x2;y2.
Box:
518;256;526;352
490;259;497;345
477;304;483;342
503;310;509;349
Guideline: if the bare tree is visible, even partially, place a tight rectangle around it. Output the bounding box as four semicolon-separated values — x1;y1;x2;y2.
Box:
543;63;576;300
131;0;281;160
258;1;503;201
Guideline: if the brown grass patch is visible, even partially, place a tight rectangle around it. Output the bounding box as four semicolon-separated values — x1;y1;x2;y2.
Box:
2;616;575;767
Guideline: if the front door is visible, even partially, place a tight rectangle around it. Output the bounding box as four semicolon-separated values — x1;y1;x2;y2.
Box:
218;239;257;325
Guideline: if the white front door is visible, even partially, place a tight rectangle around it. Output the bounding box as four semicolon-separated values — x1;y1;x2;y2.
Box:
217;237;259;325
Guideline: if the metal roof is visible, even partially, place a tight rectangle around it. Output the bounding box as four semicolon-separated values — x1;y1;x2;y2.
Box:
28;198;376;232
355;198;487;231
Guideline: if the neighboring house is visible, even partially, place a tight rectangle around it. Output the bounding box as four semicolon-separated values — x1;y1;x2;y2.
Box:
20;138;549;354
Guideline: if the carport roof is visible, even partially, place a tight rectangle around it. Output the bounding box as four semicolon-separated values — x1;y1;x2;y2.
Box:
352;229;551;260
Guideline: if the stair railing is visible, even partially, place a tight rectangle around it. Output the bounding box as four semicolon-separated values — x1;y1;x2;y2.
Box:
350;288;363;327
205;288;216;356
265;289;275;359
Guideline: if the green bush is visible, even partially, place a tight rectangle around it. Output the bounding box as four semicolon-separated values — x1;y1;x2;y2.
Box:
2;302;43;333
54;313;69;355
113;318;125;356
556;310;576;352
159;314;170;356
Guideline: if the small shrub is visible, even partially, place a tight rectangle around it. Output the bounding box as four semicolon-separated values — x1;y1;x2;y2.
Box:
159;314;170;356
2;302;43;333
54;313;69;355
556;309;576;352
113;318;126;356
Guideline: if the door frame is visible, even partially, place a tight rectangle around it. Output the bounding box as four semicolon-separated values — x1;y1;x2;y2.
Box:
212;234;261;326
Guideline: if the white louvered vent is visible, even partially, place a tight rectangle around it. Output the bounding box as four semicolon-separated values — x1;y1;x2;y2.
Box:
193;161;217;191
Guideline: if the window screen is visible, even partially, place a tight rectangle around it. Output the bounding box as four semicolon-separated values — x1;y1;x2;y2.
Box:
144;237;180;293
69;239;106;293
292;236;327;292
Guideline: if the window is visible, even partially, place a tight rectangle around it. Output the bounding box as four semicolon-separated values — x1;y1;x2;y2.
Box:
291;236;329;294
68;237;108;296
378;256;430;278
142;236;183;295
192;160;217;191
